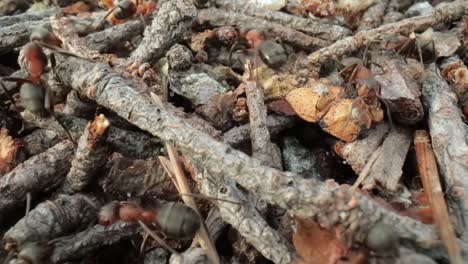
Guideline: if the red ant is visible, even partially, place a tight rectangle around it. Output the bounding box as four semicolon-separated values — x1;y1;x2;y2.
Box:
381;31;436;64
98;200;200;239
1;26;86;145
98;0;157;26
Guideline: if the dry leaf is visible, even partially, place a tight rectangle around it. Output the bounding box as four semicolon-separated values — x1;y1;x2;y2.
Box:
293;218;369;264
286;82;343;122
256;66;303;100
441;59;468;94
319;99;362;142
0;128;23;174
267;99;297;116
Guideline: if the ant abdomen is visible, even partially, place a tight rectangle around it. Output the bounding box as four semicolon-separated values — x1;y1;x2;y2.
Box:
258;40;287;69
114;0;136;20
20;83;46;115
156;202;201;239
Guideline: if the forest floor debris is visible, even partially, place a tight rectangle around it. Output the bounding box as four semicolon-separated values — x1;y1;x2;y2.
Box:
1;0;468;263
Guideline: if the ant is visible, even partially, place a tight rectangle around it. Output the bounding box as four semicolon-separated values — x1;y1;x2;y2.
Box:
98;200;201;239
321;49;393;141
228;28;288;69
381;30;436;64
98;0;157;26
1;26;85;145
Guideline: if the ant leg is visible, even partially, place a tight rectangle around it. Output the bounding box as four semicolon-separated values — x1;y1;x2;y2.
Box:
0;79;19;111
415;39;424;65
44;86;77;146
36;42;88;60
337;63;358;85
138;220;180;255
361;41;371;64
228;41;239;65
430;39;437;63
347;64;359;85
95;6;117;29
368;61;385;75
139;13;147;28
178;193;242;205
396;39;412;57
379;98;394;131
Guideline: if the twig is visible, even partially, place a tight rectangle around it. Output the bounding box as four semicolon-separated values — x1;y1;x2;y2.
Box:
422;65;468;235
21;111;161;159
307;0;467;66
199;170;297;264
50;222;139;263
85;20;145;53
414;130;463;264
244;63;282;169
61;114;110;194
0;140;74;215
197;9;330;50
358;0;390;31
3;194;100;249
223;115;295;147
130;0;197;64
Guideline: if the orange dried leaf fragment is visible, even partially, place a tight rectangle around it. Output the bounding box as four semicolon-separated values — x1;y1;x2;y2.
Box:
0;128;23;174
286;82;343;122
292;219;368;264
441;60;468;92
256;66;302;101
319;99;362;142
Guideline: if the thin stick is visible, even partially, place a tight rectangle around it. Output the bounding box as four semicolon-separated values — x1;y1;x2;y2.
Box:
351;149;381;190
165;145;220;264
151;93;220;264
137;220;179;255
414;130;462;264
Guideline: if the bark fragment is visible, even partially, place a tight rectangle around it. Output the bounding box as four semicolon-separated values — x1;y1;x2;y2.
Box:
85;20;145;53
360;126;412;191
100;156;174;200
373;56;425;125
340;123;390;173
61;114;110;194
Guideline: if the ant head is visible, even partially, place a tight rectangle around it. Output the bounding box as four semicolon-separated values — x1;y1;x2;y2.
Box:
20;42;48;81
30;26;62;47
216;26;239;46
258;40;287;69
98;201;121;226
244;29;266;49
114;0;136;20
